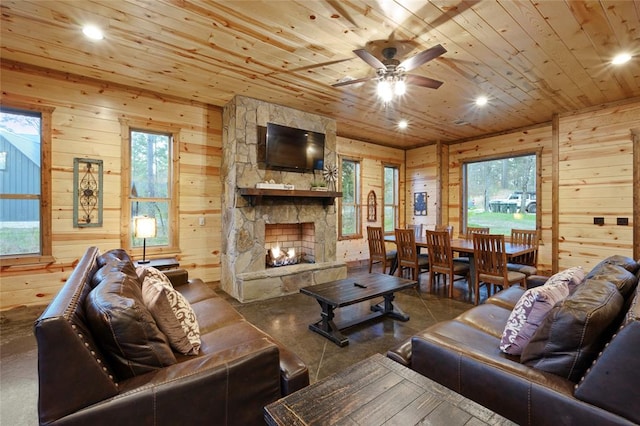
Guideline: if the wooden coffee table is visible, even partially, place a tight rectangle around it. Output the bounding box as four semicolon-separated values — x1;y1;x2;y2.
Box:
300;273;417;346
264;353;513;425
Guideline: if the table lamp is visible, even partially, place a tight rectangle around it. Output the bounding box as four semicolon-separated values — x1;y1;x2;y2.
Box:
134;215;156;264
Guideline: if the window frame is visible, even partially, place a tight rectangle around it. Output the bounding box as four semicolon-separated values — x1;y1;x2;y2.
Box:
461;149;542;238
382;163;400;235
120;118;180;257
0;102;54;266
338;156;362;240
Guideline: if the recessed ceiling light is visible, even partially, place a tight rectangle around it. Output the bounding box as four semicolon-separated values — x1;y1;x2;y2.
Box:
82;25;104;41
398;119;408;129
612;53;632;65
475;96;488;107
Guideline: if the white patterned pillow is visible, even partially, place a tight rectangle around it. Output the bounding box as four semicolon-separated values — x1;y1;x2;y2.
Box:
499;267;584;355
142;267;201;355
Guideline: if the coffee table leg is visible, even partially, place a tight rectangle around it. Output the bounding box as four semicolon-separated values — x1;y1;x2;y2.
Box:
371;293;410;321
309;300;349;347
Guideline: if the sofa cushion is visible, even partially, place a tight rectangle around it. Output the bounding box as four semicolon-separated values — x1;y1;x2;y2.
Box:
500;279;570;355
521;278;624;382
142;267;201;354
85;268;176;380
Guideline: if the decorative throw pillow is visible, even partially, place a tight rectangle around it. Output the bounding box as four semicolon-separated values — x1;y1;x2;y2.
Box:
142;267;201;355
500;281;570;355
499;266;583;355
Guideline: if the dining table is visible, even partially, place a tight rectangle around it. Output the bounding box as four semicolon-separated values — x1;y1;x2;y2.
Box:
384;234;536;290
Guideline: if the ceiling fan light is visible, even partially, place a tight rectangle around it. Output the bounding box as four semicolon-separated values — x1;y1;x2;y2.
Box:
394;79;406;96
377;80;393;102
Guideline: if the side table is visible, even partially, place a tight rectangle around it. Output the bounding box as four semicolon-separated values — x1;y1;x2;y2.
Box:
136;257;179;271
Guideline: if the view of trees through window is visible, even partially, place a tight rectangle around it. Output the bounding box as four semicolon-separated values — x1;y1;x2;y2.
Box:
0;109;42;256
130;130;171;248
465;154;537;235
383;165;399;233
340;158;360;237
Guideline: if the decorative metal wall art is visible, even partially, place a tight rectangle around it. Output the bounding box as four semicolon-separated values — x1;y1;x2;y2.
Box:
414;191;427;216
73;158;103;227
367;190;377;222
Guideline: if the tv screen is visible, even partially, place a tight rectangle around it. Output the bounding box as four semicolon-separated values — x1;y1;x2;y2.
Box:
263;123;324;172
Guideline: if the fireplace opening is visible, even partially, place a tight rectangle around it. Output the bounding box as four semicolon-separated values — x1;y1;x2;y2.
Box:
265;223;315;268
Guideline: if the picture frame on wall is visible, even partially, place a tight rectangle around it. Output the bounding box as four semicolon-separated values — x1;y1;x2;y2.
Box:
73;158;103;227
414;191;427;216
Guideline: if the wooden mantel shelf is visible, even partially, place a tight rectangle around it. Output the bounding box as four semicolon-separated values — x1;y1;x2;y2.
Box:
238;187;342;206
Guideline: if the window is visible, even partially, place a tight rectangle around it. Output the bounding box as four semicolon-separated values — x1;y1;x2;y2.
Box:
0;105;53;262
339;157;361;238
463;153;538;236
383;165;399;233
121;121;179;255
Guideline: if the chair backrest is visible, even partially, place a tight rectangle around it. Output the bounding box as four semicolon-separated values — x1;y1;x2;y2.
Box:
435;224;454;238
473;233;509;279
395;228;419;266
465;226;490;239
425;230;452;270
407;224;423;238
367;226;387;259
510;228;539;266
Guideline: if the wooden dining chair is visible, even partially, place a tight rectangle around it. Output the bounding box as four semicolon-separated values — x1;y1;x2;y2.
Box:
366;226;396;274
472;233;527;305
395;228;429;282
435;224;454;238
465;226;490;239
407;224;424;238
508;229;539;277
425;230;470;298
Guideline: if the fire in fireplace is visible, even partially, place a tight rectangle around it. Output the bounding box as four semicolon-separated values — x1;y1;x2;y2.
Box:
265;222;315;268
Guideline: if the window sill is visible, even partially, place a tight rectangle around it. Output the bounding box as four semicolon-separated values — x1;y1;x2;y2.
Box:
0;255;56;268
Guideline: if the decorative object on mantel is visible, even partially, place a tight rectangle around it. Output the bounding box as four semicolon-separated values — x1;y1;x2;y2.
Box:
414;191;427;216
310;180;328;191
322;162;338;191
73;158;103;227
256;180;294;190
367;190;377;222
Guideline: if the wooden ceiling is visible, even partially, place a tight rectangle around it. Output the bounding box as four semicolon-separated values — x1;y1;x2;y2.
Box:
1;1;639;149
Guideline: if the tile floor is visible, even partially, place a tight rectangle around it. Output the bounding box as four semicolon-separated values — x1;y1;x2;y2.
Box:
0;266;491;425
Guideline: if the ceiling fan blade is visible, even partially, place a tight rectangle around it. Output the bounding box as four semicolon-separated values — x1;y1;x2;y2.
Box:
398;44;447;72
353;49;386;70
405;74;444;89
332;76;377;87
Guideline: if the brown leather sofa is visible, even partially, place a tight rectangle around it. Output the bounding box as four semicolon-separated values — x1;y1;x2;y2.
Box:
34;247;309;425
387;255;640;425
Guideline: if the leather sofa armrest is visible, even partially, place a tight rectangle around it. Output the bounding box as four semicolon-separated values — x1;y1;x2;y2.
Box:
386;338;412;367
58;338;282;426
276;345;309;395
526;274;549;289
162;268;189;287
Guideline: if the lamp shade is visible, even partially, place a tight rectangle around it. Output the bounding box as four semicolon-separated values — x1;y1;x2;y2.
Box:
134;216;157;239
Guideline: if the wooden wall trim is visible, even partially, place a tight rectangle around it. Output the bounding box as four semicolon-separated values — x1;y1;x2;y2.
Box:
552;113;560;273
633;129;640;260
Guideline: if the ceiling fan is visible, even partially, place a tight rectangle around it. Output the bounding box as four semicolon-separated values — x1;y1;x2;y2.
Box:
332;43;447;101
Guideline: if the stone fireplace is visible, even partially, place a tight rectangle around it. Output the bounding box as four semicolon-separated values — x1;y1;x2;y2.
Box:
221;96;347;302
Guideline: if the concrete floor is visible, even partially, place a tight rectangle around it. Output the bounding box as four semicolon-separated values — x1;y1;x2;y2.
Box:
0;266;490;425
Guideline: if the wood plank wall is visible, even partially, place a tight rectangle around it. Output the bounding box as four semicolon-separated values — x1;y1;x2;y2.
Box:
335;136;404;266
0;64;222;310
557;101;639;270
441;125;554;274
405;98;639;275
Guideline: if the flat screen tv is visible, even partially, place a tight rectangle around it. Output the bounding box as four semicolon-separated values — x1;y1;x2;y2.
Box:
262;123;325;172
